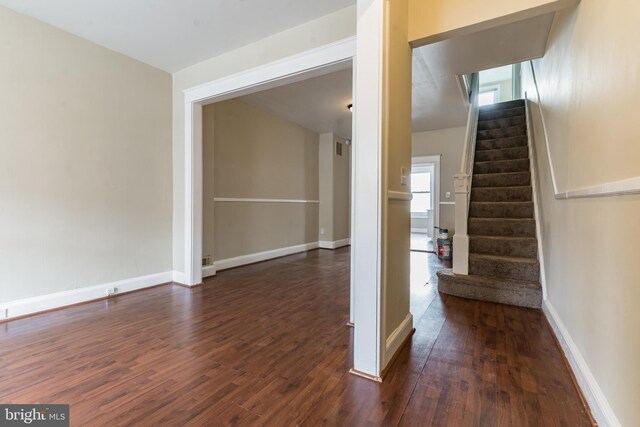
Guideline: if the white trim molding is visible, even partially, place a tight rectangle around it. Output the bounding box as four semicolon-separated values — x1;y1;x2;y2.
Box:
213;242;319;271
387;190;412;201
202;265;217;278
524;99;548;300
526;60;640;200
172;271;186;284
319;238;351;249
184;37;356;104
384;313;414;366
213;198;319;204
543;301;621;427
0;272;174;321
182;37;356;289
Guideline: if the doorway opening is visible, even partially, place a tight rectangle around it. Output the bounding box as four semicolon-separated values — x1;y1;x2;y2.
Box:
478;63;521;106
410;155;440;253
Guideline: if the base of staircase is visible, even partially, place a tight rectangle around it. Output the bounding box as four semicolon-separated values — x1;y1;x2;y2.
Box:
437;269;542;309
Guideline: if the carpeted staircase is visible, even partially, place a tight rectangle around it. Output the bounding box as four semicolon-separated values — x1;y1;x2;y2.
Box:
438;99;542;309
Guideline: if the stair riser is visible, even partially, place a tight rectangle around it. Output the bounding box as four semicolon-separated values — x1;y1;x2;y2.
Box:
469;257;540;282
476;136;527;151
469;219;536;237
470;237;538;258
471;187;532;202
473;172;531;187
479;107;526;121
474;159;530;174
475;146;529;162
477;126;527;140
469;203;534;218
477;115;526;131
479;100;525;112
437;274;542;309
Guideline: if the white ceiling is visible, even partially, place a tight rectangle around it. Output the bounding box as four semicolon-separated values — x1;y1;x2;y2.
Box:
231;13;555;137
238;68;354;139
412;12;555;132
0;0;354;72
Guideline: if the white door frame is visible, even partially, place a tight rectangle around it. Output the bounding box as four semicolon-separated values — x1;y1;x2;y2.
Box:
181;37;356;288
412;155;441;246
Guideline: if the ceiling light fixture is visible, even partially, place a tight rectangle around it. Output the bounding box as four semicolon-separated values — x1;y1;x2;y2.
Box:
347;103;353;112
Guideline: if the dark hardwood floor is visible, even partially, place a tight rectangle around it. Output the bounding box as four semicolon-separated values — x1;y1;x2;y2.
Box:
0;249;592;426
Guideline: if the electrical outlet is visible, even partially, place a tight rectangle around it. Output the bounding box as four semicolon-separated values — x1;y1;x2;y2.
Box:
0;308;7;320
320;228;325;235
446;191;451;198
105;288;117;296
400;167;407;186
202;256;212;266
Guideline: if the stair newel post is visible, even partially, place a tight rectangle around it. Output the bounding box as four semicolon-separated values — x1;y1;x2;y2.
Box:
453;173;471;275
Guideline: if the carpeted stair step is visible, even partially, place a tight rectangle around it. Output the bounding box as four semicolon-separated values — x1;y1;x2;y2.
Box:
477;125;527;140
479;99;525;112
473;171;531;187
469;253;540;282
479;106;526;121
469;201;534;218
469;218;536;237
470;235;538;258
476;136;527;151
474;158;530;174
477;115;526;131
474;146;529;162
471;186;532;202
437;269;542;309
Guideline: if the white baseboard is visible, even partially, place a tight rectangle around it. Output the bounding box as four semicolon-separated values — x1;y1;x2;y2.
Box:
384;313;414;366
543;300;621;427
172;270;186;284
318;238;351;250
202;265;217;278
0;271;174;321
214;241;319;271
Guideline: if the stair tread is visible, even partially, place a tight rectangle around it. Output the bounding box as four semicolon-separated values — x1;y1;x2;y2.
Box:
471;201;533;204
472;185;531;190
438;269;541;290
470;235;537;241
478;114;525;123
475;146;528;154
478;124;526;131
479;100;525;111
475;158;529;165
469;253;539;264
476;136;528;148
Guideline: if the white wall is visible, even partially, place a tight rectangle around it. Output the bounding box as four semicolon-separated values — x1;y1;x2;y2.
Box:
522;2;640;425
412;127;466;234
172;6;356;274
0;6;172;304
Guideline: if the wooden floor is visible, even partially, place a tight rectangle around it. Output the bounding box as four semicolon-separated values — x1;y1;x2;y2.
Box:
0;249;592;426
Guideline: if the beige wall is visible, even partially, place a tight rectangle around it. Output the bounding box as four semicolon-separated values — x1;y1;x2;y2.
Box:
408;0;578;46
173;6;356;272
333;136;351;241
412;127;466;234
203;100;319;261
383;0;413;346
319;133;351;243
522;2;640;425
0;6;172;303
